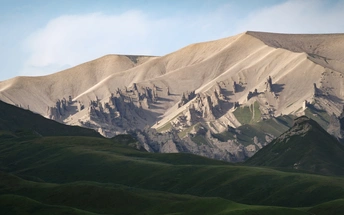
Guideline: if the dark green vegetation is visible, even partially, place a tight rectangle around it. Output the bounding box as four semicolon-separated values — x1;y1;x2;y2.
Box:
1;101;344;214
0;100;101;138
0;172;313;215
246;116;344;176
308;199;344;215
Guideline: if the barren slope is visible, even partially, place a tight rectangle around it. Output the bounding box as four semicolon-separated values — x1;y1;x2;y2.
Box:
0;55;156;114
247;31;344;73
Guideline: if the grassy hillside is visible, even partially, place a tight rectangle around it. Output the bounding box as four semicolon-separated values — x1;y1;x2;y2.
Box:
0;172;311;215
2;135;344;208
246;116;344;176
1;173;341;215
1;101;344;214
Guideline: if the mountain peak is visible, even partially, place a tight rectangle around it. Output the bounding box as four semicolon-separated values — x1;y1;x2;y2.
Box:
275;116;317;141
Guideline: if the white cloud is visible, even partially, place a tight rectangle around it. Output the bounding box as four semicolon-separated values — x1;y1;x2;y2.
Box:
235;0;344;34
21;8;235;77
22;11;152;76
20;0;344;77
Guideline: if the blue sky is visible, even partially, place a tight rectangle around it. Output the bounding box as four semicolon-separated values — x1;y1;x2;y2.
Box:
1;0;344;81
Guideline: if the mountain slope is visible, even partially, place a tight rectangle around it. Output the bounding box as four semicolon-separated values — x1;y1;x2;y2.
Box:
0;54;155;114
1;31;344;161
246;116;344;175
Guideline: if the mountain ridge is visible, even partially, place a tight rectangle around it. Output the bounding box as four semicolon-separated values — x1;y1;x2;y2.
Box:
1;31;344;161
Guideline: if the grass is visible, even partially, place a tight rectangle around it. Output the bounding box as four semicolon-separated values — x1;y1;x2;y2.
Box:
307;199;344;215
0;172;315;215
212;115;294;146
233;102;261;125
0;194;98;215
156;122;172;132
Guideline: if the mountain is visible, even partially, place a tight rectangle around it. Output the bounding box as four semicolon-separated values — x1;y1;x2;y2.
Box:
1;31;344;161
246;116;344;175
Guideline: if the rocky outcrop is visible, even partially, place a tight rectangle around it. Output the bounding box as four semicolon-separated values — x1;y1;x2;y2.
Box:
178;90;196;108
313;83;320;97
184;104;198;125
303;100;309;110
42;75;279;163
80;83;165;133
202;95;215;120
247;89;259;101
131;128;185;153
47;97;70;120
233;101;240;109
265;76;273;92
47;106;60;120
77;101;84;111
41;74;285;163
131;126;262;162
328;106;344;142
232;81;237;93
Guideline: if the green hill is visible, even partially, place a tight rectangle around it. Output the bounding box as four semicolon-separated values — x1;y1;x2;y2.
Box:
246;116;344;176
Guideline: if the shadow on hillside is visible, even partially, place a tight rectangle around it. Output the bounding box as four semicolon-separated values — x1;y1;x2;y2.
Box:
327;94;343;104
157;97;174;102
272;83;285;95
221;89;234;97
236;85;246;93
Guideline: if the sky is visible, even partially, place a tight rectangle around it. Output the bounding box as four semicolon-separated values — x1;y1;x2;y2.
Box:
1;0;344;81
